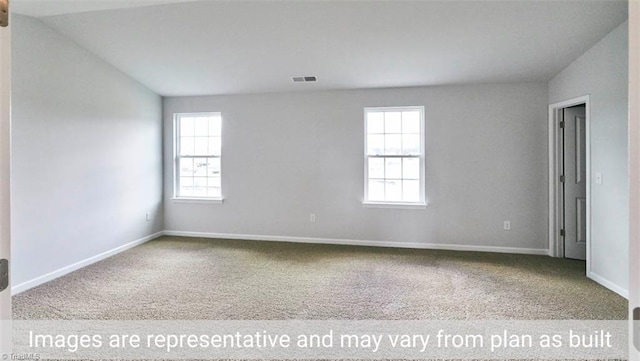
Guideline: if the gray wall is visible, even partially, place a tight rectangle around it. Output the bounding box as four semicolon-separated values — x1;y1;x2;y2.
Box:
164;83;549;251
549;21;629;294
11;16;163;287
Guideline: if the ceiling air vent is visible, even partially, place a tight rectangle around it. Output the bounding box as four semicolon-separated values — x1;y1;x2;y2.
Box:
292;76;318;83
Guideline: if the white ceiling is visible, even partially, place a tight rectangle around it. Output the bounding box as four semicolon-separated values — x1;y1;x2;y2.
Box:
12;0;194;18
19;0;629;97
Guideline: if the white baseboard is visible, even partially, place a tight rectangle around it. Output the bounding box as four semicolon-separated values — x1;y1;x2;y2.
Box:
588;271;629;299
11;231;164;295
163;230;549;256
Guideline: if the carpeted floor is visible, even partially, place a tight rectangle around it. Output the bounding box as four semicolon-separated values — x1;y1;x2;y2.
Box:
13;236;627;320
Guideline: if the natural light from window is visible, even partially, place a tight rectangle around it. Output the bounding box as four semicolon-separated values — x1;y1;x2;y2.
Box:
364;106;425;206
175;112;222;200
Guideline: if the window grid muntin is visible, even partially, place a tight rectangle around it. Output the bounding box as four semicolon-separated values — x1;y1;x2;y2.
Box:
175;113;222;199
364;107;425;204
366;110;422;157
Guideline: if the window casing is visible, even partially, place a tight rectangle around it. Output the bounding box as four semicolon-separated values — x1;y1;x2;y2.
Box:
364;106;426;206
174;112;223;200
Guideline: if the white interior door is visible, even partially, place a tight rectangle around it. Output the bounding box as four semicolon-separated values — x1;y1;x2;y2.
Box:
0;2;11;355
562;105;587;260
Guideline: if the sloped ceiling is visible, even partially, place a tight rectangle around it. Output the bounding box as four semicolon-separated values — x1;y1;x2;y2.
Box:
12;0;194;17
16;0;629;96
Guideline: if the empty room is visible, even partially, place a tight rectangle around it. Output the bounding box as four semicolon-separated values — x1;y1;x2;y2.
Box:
0;0;639;359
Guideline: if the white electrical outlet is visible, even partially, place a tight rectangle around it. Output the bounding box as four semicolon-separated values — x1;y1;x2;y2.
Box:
146;212;152;222
595;172;603;185
310;213;316;223
503;221;511;230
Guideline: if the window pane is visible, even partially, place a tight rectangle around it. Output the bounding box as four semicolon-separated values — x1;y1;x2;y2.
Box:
208;158;221;176
402;111;421;133
194;137;209;155
209;137;222;156
209;116;222;137
368;157;384;179
180;177;194;196
402;134;421;155
367;112;384;134
385;158;402;179
193;177;207;196
194;116;209;136
403;180;420;202
177;113;223;199
180;186;194;197
194;159;208;177
208;177;221;188
384;134;401;155
363;107;424;204
403;158;420;179
180;137;194;156
207;187;222;198
368;180;385;201
192;188;207;197
194;177;207;188
180;117;194;137
384;112;402;133
179;158;194;177
385;180;402;201
367;134;384;155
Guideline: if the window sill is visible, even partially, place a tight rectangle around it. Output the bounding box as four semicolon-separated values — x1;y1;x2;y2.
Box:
171;197;224;204
362;201;429;209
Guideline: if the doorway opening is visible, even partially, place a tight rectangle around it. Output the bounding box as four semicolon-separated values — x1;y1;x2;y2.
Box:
548;95;591;268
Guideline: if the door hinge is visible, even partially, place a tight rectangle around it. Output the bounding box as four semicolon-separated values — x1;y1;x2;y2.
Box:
560;175;565;183
559;121;565;129
0;259;7;292
560;229;565;237
0;0;8;28
634;307;640;352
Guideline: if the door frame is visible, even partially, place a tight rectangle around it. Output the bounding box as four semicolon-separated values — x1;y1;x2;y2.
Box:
548;95;591;268
0;2;11;356
628;1;639;359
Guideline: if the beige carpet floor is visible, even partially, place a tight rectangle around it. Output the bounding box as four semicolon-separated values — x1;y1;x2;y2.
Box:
13;236;627;320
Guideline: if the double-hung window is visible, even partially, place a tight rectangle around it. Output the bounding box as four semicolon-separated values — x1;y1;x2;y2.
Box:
175;112;223;200
364;106;426;207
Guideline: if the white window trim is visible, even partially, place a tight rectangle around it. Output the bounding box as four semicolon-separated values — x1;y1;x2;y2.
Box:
171;197;224;204
363;106;427;208
362;201;429;209
173;112;224;202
